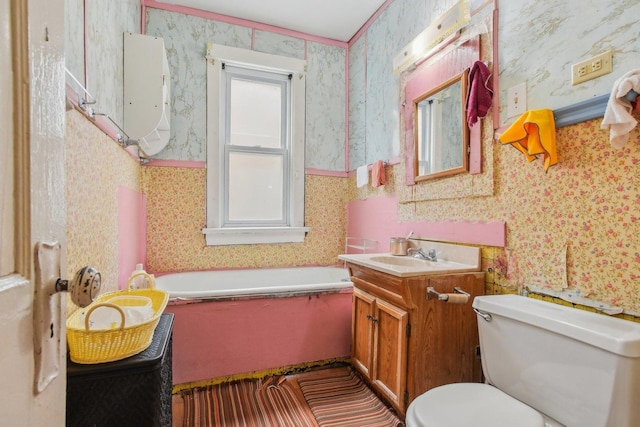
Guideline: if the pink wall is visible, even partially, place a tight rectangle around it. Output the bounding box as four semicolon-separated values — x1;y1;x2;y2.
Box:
166;291;353;385
118;186;147;289
347;194;506;250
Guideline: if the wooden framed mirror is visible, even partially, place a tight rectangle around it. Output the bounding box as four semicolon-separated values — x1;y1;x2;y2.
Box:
414;68;469;181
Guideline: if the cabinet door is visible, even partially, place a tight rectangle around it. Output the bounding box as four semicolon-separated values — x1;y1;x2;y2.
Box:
372;298;408;410
352;288;375;378
407;272;484;402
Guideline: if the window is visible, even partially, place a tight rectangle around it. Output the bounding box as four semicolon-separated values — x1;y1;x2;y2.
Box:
204;44;308;245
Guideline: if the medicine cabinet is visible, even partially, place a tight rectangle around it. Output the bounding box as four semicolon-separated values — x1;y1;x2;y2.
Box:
123;32;171;156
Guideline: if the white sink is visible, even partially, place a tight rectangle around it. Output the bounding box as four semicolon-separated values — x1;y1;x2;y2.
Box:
339;242;481;277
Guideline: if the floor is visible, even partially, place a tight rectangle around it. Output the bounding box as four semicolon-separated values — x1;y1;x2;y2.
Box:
172;393;185;426
171;365;405;426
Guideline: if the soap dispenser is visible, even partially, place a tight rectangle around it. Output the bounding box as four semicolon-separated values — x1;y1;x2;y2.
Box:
127;263;155;290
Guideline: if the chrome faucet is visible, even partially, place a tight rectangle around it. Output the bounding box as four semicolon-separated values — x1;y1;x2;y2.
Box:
407;248;437;262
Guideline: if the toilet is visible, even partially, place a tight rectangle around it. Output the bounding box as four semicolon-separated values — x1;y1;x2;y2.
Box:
406;294;640;427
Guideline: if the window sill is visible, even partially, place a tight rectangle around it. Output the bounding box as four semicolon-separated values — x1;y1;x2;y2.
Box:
202;226;310;246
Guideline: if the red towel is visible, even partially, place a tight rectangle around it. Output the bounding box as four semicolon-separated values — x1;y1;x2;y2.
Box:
466;61;493;127
371;160;386;187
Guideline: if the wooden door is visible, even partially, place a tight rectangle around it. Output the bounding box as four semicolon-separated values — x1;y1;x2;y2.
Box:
352;287;375;378
0;0;67;424
372;298;408;411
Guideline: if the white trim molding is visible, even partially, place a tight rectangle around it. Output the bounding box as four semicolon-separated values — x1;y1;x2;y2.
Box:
204;44;308;246
203;226;310;245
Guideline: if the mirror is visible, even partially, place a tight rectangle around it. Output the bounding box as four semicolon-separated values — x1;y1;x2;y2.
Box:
414;69;469;181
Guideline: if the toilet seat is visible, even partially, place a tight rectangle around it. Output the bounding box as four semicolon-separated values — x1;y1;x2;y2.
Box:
405;383;545;427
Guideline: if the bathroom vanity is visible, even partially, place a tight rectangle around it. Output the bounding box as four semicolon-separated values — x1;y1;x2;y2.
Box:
340;246;484;415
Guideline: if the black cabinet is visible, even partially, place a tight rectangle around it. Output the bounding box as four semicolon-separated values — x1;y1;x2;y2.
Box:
67;313;174;427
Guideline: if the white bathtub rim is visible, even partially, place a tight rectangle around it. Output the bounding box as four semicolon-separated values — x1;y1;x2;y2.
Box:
167;285;353;301
155;266;353;300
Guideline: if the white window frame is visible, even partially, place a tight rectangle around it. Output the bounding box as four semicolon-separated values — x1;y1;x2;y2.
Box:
203;44;308;245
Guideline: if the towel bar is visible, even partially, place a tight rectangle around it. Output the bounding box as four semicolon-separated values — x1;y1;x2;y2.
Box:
427;286;470;301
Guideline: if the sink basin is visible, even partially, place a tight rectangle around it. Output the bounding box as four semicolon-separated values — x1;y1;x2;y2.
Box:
339;243;481;277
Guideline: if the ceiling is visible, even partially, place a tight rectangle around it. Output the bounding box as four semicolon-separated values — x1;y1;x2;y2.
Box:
154;0;388;42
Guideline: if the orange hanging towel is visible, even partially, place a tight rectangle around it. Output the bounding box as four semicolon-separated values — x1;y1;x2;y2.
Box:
499;109;558;172
371;160;386;187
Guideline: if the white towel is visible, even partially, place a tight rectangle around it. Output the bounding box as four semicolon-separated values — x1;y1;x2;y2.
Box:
356;164;369;188
601;69;640;149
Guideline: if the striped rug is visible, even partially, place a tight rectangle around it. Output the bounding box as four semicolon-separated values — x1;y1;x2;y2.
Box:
180;375;318;426
178;366;404;426
297;367;404;427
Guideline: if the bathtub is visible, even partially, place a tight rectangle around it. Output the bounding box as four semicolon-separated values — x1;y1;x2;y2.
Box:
155;266;352;299
156;266;354;384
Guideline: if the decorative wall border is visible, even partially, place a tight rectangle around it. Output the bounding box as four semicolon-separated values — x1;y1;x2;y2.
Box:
553;94;609;128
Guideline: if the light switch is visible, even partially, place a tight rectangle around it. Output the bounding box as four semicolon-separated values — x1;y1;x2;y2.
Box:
507;82;527;118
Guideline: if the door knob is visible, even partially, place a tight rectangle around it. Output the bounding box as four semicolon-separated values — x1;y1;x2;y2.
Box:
55;265;101;308
34;241;101;393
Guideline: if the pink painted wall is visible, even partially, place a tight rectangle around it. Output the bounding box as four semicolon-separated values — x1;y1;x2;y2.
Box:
166;291;353;384
118;186;147;289
347;194;506;250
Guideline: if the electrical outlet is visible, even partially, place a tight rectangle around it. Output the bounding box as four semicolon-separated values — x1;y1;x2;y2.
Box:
572;50;613;85
507;82;527;118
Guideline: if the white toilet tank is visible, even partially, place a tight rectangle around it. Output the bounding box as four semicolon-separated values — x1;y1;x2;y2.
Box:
473;295;640;427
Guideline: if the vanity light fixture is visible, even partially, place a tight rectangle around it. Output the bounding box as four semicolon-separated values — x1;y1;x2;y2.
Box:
393;0;470;75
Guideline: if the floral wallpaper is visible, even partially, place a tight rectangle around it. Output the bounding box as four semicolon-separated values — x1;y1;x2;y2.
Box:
139;115;640;316
355;117;640;315
142;167;349;273
62;0;640;320
345;0;640;315
65;110;140;314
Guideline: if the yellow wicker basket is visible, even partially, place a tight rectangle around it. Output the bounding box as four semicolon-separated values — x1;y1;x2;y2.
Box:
67;288;169;364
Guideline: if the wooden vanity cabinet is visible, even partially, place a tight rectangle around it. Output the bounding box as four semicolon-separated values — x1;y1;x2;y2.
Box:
346;263;484;415
352;287;408;410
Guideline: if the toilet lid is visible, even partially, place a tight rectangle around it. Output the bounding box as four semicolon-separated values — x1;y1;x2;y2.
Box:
406;383;545;427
